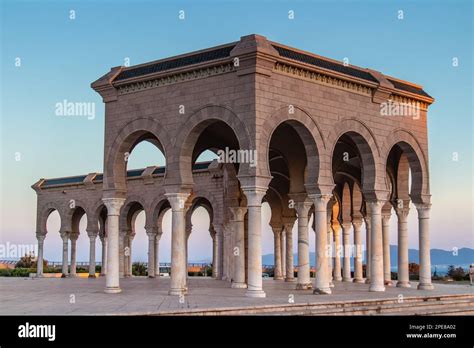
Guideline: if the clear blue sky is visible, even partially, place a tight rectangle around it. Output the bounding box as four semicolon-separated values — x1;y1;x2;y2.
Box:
1;0;472;262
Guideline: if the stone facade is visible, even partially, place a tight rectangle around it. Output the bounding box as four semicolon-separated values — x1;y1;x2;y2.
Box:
32;34;434;296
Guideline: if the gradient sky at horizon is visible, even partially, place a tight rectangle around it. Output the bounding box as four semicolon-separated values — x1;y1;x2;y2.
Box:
1;0;472;262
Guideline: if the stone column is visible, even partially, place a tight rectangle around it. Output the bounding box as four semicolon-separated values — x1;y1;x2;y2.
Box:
272;225;284;280
332;220;342;281
242;188;266;298
100;235;107;276
311;194;332;294
367;200;385;292
118;229;126;278
103;197;125;294
395;206;410;288
155;233;162;276
294;198;312;290
415;203;434;290
364;213;371;283
210;225;218;278
185;223;192;278
284;221;295;282
229;207;247;288
352;218;364;283
87;230;98;278
382;212;392;286
280;231;286;278
146;227;157;278
127;233;134;277
327;209;334;287
69;233;78;277
341;222;352;282
60;231;69;277
36;234;45;277
166;192;190;296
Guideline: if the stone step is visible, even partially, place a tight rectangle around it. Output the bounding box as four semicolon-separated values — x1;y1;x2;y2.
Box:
157;293;474;316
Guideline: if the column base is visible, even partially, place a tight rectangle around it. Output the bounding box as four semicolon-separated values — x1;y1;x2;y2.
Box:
61;274;68;278
69;274;77;278
36;274;44;278
313;287;331;295
285;277;296;282
342;277;352;282
417;283;434;290
296;282;312;290
88;274;96;279
333;276;342;281
274;276;284;280
147;275;155;278
369;284;385;292
169;288;187;296
353;278;365;284
231;282;247;289
396;281;411;288
384;280;393;286
329;281;335;287
365;278;371;284
245;289;266;298
104;287;122;294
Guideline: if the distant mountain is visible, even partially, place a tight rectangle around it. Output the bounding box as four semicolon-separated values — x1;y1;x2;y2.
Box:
262;246;474;267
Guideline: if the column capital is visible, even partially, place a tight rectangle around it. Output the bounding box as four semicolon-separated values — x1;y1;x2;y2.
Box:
102;197;125;215
145;226;158;238
366;199;387;214
309;193;332;212
165;192;190;211
351;217;363;229
341;222;352;234
270;223;284;235
414;203;431;219
229;206;247;221
36;234;46;243
86;229;99;239
283;221;294;233
289;194;313;217
241;186;267;206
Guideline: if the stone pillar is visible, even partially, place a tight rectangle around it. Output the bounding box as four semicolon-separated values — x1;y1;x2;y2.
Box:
280;231;286;278
382;212;392;286
242;188;266;298
341;222;352;282
100;235;107;276
415;203;433;290
60;232;69;277
166;192;190;296
327;209;334;287
311;194;332;294
294;198;312;290
103;197;125;294
210;225;218;278
229;207;247;288
367;200;385;292
271;225;284;280
332;220;342;281
69;233;78;277
395;206;410;288
87;230;98;278
127;233;134;277
146;228;157;278
284;221;295;282
352;218;364;283
118;229;126;278
155;233;161;277
364;213;371;283
36;234;45;277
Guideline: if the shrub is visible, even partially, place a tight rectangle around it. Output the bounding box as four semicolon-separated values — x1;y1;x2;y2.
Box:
0;268;35;277
447;265;466;281
132;262;147;276
15;253;47;269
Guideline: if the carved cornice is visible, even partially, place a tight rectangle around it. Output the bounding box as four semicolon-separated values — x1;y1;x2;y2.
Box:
116;63;235;95
274;62;372;97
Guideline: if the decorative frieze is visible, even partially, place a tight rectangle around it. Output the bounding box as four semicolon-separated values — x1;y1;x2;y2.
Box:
117;63;235;95
274;62;372;96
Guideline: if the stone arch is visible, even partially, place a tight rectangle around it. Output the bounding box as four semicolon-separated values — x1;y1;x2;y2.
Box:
351;181;363;218
327;118;383;196
103;117;171;194
260;105;328;191
381;129;430;203
149;197;171;229
169;104;252;186
341;182;352;222
37;202;64;235
61;199;89;234
120;195;147;232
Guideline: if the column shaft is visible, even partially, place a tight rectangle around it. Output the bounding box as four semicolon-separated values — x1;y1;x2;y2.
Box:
332;222;342;281
88;233;97;278
285;225;294;282
295;200;312;290
416;204;433;290
36;235;45;277
312;194;332;294
230;207;247;288
382;214;392;285
100;236;107;276
368;201;385;292
341;223;352;282
396;208;410;287
273;229;283;280
352;220;364;283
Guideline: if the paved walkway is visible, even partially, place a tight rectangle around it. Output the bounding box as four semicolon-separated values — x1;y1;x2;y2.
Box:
1;277;472;315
